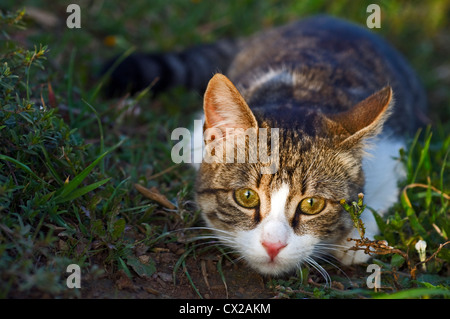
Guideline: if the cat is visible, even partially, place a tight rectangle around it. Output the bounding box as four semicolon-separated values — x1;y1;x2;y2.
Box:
106;16;427;276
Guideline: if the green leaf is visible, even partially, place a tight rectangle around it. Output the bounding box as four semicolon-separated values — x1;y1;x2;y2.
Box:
111;218;126;240
126;256;156;278
91;219;106;237
390;254;405;268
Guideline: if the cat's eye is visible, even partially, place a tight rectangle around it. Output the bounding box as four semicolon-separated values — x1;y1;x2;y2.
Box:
299;197;325;215
234;188;260;208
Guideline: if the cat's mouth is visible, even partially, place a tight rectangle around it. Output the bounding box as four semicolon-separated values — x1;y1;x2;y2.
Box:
242;248;302;276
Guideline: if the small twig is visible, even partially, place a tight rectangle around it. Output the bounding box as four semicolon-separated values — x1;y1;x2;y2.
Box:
134;183;177;210
147;164;181;180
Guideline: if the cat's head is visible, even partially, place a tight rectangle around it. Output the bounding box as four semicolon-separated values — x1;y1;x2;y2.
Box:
195;74;393;275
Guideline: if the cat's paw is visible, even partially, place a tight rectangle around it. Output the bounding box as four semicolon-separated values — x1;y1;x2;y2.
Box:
338;248;371;265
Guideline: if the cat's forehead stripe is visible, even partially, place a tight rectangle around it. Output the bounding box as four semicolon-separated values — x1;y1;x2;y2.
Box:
267;182;290;220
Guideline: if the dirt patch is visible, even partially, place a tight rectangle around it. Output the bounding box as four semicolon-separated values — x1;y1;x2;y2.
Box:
82;242;276;299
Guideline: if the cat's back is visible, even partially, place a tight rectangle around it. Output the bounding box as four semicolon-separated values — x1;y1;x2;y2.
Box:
229;15;426;135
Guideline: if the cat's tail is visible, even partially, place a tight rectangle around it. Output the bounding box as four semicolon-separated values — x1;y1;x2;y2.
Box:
102;38;242;98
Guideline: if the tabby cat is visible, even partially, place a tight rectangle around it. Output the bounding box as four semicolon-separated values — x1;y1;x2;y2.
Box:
107;16;426;276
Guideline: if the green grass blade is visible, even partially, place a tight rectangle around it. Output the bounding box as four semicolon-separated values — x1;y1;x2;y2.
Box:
216;255;229;299
182;260;203;299
39;144;63;185
67;48;76;123
375;287;450;299
56;177;111;203
173;246;195;282
56;139;124;199
89;46;135;102
59;140;123;197
57;154;106;198
411;130;432;184
118;257;133;279
103;177;130;214
0;154;47;184
439;144;449;206
82;99;105;174
407;129;422;182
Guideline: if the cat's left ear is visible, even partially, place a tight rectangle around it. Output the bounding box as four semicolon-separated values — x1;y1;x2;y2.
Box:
203;73;258;133
327;86;393;146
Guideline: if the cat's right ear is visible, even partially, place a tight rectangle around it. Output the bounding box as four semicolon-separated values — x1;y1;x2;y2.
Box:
203;73;258;133
327;86;393;147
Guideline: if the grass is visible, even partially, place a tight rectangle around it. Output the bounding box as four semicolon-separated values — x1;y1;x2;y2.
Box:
0;1;449;299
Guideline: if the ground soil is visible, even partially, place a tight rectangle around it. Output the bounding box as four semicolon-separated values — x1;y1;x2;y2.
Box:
82;241;277;299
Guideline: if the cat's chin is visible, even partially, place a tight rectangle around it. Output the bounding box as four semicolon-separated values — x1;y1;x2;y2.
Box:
248;260;297;277
242;254;302;277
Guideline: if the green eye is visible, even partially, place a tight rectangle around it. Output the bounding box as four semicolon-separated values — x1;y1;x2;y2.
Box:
299;197;325;215
234;188;260;208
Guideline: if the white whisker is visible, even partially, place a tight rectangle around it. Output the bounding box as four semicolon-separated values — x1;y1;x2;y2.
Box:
231;255;246;264
187;235;234;244
315;243;350;249
311;252;351;283
305;256;331;288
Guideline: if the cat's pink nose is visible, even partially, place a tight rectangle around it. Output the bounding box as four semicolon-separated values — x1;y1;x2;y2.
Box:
262;241;287;260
